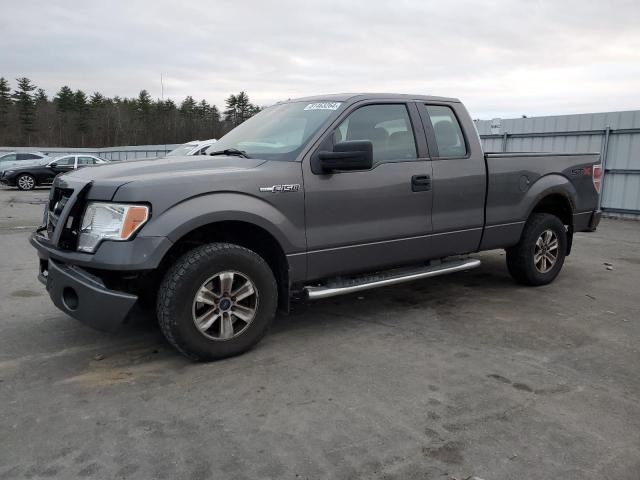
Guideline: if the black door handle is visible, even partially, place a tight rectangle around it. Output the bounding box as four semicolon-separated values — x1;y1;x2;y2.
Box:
411;174;431;192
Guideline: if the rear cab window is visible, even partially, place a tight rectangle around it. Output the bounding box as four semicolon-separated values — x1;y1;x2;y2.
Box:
424;104;467;158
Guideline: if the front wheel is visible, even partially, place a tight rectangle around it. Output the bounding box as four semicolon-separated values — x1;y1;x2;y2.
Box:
16;174;36;191
157;243;278;361
506;213;567;286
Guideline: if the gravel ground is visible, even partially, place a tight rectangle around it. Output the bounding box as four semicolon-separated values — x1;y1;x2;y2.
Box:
1;185;639;480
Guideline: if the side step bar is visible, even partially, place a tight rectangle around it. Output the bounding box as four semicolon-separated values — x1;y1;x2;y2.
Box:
304;258;481;300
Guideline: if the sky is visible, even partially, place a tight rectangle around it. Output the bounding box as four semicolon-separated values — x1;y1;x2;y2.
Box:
2;0;640;119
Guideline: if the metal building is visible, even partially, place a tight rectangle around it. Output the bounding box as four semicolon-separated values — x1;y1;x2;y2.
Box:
475;110;640;218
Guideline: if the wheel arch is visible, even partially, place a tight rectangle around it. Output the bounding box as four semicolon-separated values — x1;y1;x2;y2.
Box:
16;171;38;188
157;219;291;312
525;177;577;254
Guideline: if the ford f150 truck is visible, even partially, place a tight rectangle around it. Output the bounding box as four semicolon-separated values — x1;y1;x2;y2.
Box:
30;93;602;360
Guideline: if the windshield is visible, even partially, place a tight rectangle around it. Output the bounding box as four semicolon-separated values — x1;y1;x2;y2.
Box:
206;101;342;161
167;144;197;157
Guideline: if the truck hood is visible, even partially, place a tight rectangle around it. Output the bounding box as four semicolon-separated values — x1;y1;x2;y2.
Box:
72;155;266;183
56;155;268;200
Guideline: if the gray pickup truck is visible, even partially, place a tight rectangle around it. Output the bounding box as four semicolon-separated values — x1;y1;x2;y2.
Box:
31;93;602;360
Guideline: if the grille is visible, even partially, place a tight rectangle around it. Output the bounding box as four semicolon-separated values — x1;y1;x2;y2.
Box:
47;187;73;239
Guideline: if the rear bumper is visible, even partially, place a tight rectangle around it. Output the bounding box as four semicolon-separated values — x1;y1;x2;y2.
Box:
573;210;601;232
588;210;602;231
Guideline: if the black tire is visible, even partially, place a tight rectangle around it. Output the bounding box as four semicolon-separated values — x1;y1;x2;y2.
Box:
16;173;36;191
506;213;567;286
157;243;277;361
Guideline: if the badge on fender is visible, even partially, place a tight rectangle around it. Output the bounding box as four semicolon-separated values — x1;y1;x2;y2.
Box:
259;184;301;193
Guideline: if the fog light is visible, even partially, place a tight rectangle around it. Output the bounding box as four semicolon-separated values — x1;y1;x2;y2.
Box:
62;287;79;310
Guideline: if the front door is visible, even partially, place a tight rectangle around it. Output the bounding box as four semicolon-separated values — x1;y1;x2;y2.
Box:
302;102;433;280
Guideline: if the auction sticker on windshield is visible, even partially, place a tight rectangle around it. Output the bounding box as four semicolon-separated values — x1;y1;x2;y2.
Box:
304;102;342;111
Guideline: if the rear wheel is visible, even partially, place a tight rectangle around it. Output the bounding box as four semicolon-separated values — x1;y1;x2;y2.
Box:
157;243;278;361
17;174;36;191
506;213;567;286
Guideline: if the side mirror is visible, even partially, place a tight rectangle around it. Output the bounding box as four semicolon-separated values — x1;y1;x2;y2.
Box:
49;162;58;167
318;140;373;173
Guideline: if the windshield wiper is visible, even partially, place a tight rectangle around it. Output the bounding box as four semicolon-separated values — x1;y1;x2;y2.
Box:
209;148;251;158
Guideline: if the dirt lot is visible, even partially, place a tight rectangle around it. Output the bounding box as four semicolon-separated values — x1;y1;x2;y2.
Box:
0;185;639;480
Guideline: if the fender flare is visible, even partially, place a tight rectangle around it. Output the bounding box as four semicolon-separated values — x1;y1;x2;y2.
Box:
523;174;577;222
140;192;302;253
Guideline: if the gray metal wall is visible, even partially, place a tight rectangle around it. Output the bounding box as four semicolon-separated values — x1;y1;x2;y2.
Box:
0;144;180;161
475;110;640;217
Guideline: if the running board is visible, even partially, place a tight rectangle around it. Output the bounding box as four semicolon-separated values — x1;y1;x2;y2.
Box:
304;258;481;300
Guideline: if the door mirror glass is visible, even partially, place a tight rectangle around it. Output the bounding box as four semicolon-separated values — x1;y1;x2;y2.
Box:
318;140;373;172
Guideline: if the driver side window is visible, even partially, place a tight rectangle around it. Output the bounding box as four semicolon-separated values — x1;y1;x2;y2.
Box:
334;104;417;163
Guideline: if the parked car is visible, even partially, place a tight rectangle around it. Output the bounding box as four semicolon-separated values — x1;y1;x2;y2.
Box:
31;93;602;361
166;138;217;157
0;151;49;173
1;154;107;190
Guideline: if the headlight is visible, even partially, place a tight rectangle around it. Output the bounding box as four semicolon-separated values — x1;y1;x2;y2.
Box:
77;202;149;253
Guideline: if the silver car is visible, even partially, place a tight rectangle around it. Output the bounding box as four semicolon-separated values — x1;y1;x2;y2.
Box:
0;151;49;173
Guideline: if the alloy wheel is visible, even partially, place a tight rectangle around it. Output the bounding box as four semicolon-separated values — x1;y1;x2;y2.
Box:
534;229;559;273
191;270;259;340
18;175;35;190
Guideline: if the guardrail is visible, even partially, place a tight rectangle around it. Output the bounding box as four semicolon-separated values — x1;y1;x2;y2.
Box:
0;144;181;161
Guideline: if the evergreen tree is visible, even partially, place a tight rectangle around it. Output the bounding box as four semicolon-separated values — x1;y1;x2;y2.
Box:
0;75;260;147
197;99;210;118
73;90;90;145
210;104;220;122
180;96;197;116
90;92;105;107
12;77;37;143
136;89;152;117
35;88;48;105
224;93;238;126
224;91;259;127
54;85;75;113
0;77;11;129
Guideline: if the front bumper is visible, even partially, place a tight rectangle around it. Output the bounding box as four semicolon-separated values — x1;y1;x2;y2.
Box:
37;256;138;333
32;232;143;332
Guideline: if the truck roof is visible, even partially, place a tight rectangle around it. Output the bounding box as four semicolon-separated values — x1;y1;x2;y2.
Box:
286;93;460;103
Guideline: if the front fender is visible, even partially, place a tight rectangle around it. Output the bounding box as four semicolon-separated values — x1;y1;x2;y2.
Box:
140;192;306;254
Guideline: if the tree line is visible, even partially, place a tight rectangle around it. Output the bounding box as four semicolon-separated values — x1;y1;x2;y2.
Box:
0;77;262;147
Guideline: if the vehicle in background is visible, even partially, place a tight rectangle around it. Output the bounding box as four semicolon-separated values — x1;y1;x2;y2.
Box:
0;151;49;173
0;154;107;190
166;138;217;157
30;93;602;361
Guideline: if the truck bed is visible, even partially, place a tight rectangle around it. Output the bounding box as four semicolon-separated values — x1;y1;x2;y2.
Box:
480;151;601;250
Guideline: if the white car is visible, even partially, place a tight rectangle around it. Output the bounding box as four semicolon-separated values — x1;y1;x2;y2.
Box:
0;151;49;173
166;139;218;157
